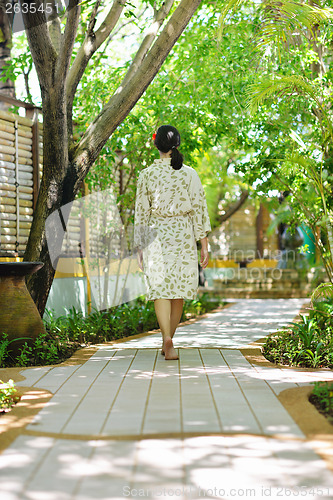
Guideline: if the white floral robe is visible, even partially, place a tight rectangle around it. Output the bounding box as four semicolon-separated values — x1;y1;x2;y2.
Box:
134;158;211;300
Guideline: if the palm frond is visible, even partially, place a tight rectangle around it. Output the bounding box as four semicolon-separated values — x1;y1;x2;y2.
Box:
311;282;333;305
253;1;333;55
246;75;318;114
283;154;320;180
217;0;247;39
279;1;333;30
219;0;247;21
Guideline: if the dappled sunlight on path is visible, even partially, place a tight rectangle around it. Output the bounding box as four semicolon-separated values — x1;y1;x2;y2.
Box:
1;299;333;499
111;298;307;349
1;435;332;499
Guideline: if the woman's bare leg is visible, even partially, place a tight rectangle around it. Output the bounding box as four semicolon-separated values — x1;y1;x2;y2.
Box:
159;298;184;356
170;299;184;339
154;298;178;360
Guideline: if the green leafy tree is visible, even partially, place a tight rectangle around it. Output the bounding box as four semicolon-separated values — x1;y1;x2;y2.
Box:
80;1;254;235
217;0;333;283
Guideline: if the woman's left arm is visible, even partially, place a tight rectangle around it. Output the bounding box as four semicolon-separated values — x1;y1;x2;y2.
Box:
190;171;212;243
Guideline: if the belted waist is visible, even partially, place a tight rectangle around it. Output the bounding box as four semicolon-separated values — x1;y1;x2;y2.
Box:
149;212;192;218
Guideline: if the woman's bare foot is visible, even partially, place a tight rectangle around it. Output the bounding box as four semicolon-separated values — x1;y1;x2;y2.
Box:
164;337;178;360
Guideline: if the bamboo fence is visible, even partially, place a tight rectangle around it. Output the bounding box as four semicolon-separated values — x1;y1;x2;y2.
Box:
0;95;84;258
0;95;125;264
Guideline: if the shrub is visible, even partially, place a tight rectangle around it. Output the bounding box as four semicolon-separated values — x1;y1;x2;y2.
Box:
309;381;333;424
0;379;20;411
0;330;80;368
262;300;333;369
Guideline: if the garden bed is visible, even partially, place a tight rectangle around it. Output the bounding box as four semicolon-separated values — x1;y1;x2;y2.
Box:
262;298;333;427
262;299;333;369
0;293;225;369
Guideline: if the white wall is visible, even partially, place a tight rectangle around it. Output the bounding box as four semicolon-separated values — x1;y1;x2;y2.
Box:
45;273;147;318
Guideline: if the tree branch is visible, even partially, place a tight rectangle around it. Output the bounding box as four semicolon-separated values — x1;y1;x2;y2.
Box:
56;0;80;81
66;0;126;109
219;190;249;223
21;0;57;87
87;0;102;33
73;0;203;189
47;0;62;54
121;0;174;88
94;7;148;67
23;59;33;103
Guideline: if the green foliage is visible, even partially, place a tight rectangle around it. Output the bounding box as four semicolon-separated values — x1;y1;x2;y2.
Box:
311;283;333;304
44;294;222;346
262;300;333;368
1;33;34;102
9;0;333;259
252;1;333;59
289;314;317;349
0;331;80;368
311;381;333;412
0;334;41;368
310;381;333;423
0;334;10;368
15;342;33;367
0;379;19;411
72;2;254;233
10;0;333;289
223;1;333;283
246;75;322;115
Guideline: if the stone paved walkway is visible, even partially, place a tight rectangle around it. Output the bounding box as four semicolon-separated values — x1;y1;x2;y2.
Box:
1;299;333;500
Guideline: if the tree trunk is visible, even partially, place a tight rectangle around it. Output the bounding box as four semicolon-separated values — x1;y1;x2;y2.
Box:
0;0;16;106
24;85;73;314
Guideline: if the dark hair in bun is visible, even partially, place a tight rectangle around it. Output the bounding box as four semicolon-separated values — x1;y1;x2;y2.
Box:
154;125;183;170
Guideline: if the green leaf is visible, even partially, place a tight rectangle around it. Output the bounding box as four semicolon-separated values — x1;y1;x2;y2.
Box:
252;1;333;57
246;75;319;114
217;0;247;38
311;283;333;305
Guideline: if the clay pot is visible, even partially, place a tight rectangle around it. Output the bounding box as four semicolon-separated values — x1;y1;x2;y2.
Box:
0;262;46;356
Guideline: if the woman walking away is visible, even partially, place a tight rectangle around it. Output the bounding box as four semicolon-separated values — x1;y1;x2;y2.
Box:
134;125;211;360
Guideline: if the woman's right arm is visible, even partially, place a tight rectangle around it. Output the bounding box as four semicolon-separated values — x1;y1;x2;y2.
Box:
200;236;209;269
